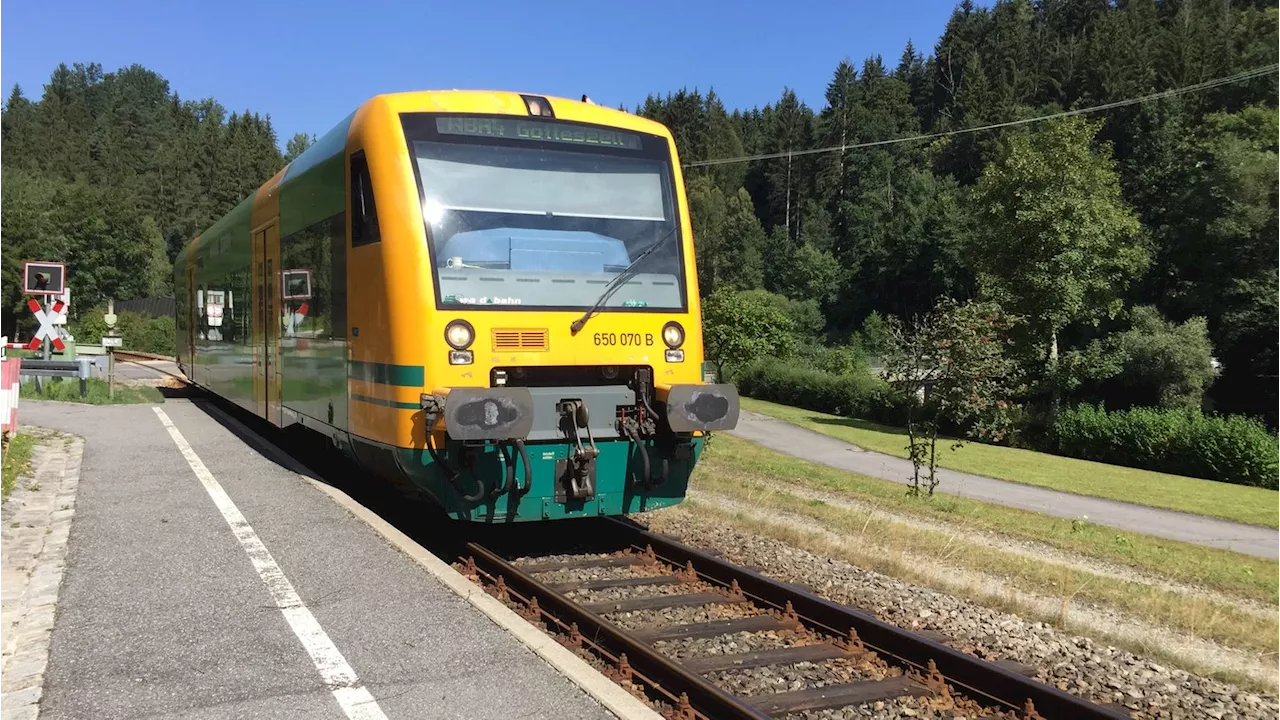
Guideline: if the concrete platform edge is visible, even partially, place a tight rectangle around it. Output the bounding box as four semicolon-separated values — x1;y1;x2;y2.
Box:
194;401;660;719
303;478;662;720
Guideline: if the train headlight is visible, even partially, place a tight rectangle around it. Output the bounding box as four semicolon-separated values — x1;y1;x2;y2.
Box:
445;320;475;350
662;322;684;349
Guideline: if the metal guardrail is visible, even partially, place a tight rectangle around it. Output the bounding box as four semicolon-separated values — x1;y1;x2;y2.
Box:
21;358;92;398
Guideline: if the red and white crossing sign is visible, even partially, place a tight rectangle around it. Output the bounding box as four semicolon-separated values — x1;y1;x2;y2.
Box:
26;298;67;351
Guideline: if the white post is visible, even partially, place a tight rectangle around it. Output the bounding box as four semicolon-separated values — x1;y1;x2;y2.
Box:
106;299;117;401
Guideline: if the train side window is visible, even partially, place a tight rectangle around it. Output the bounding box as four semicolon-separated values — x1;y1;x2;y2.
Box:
350;151;381;246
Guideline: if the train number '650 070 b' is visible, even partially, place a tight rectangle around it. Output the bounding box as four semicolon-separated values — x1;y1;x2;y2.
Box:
593;332;654;346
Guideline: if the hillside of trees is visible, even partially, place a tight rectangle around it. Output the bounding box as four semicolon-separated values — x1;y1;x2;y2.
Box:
638;0;1277;425
0;62;313;340
1;0;1275;427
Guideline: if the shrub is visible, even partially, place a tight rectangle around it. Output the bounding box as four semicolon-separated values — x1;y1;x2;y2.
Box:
1050;404;1278;488
737;360;909;426
70;307;174;355
794;342;865;376
702;289;797;378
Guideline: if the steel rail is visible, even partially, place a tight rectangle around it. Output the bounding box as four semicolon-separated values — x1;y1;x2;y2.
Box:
466;542;771;720
603;519;1129;719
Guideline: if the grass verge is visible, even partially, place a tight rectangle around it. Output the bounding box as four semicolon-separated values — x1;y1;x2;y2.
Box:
20;377;161;404
700;434;1278;605
2;432;36;501
740;397;1279;529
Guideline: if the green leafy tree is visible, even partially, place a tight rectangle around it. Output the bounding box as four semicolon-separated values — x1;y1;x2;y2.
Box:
284;132;315;163
882;298;1023;495
969;116;1146;401
770;242;841;304
701;289;797;379
1107;307;1217;411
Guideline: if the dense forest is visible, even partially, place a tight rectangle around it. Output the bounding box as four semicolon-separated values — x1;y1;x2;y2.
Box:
638;0;1277;425
1;0;1275;426
0;64;313;337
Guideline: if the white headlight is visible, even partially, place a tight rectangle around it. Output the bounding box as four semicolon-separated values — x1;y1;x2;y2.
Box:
662;322;684;349
445;320;474;350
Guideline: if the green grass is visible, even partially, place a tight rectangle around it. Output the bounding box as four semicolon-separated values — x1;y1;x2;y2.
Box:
20;377;162;404
2;432;36;501
740;397;1280;529
698;434;1279;605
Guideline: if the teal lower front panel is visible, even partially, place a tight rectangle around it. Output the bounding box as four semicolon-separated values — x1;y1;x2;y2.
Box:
385;437;705;522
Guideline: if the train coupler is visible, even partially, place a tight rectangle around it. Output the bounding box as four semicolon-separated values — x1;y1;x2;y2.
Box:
556;400;598;501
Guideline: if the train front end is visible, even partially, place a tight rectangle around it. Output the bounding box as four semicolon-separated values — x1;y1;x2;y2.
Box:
395;97;738;522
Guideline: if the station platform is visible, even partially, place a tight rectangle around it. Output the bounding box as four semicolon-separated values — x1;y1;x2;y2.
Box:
6;396;649;720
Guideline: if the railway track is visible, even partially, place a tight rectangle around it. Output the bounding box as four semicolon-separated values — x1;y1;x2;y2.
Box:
124;362;1130;718
462;519;1131;720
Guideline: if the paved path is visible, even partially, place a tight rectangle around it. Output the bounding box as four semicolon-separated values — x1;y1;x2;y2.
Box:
728;411;1279;560
17;399;625;720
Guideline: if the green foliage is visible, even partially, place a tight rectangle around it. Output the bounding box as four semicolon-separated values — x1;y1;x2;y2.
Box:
970;117;1147;356
771;242;842;304
701;289;797;378
284;132;315;163
881;298;1023;494
736;361;908;426
856;311;894;359
71;308;174;355
1107;307;1217;410
1050;405;1278;489
688;178;766;295
794;342;865;376
2;62;283;337
737;289;824;340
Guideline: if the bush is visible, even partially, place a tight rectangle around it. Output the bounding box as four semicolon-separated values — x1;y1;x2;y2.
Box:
702;289;797;378
70;307;174;355
794;343;865;376
737;360;909;426
1050;404;1278;488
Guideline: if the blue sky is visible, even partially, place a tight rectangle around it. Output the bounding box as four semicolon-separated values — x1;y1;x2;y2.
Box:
2;0;961;145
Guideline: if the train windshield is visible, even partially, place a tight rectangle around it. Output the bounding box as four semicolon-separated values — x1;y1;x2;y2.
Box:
403;114;685;311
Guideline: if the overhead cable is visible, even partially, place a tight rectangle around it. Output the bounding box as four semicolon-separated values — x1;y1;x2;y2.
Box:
684;64;1279;168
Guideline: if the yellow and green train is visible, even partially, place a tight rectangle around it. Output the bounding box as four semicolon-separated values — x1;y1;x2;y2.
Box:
174;90;740;522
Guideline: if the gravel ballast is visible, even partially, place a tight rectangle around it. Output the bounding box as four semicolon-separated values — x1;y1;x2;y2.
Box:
639;507;1280;720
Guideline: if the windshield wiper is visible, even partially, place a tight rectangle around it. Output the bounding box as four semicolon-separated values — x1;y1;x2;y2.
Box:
570;226;678;335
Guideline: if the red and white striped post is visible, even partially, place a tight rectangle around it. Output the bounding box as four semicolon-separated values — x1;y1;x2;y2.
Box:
1;353;22;435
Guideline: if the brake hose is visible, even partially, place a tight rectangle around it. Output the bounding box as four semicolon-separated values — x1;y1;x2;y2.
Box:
493;444;516;500
513;440;533;496
427;412;484;502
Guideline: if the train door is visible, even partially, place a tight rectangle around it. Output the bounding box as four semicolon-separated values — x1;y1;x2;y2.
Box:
252;221;283;424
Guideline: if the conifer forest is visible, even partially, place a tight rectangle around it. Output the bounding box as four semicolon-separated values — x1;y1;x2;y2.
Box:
2;0;1276;426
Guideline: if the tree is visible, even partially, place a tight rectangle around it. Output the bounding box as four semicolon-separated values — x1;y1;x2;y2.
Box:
284;132;315;163
1102;306;1217;411
881;298;1022;495
969;116;1146;402
701;289;797;379
770;242;841;304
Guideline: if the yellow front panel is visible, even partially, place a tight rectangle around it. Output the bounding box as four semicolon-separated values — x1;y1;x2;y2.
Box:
344;90;708;449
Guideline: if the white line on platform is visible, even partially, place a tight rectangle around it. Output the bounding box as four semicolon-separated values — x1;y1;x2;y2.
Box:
193;400;663;720
152;406;388;720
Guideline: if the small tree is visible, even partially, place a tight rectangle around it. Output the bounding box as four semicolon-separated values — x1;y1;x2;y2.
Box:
881;298;1022;496
701;288;797;379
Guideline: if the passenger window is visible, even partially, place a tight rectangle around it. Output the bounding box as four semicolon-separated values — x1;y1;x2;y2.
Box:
350;151;381;246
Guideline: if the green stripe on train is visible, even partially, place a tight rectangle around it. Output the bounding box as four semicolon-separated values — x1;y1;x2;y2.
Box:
350;393;421;410
348;361;425;387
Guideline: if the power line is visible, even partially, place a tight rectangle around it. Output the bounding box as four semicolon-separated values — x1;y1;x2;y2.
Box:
683;64;1279;168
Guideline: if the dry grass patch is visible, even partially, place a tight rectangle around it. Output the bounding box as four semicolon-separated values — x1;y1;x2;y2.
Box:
699;434;1278;605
